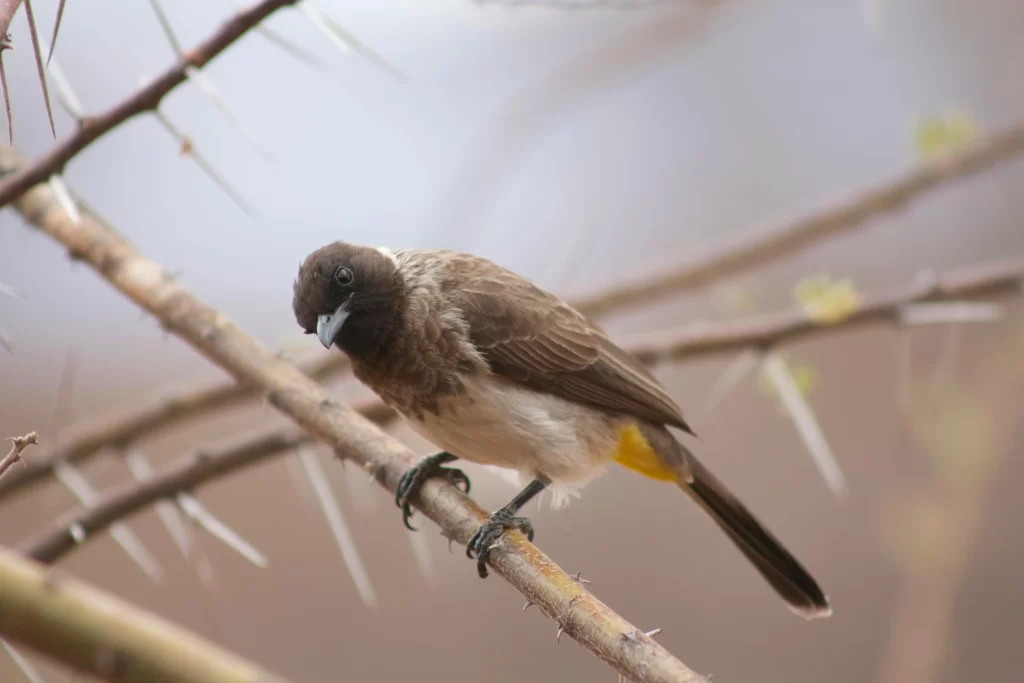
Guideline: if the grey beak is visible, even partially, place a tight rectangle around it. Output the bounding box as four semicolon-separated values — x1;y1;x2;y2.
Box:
316;302;350;349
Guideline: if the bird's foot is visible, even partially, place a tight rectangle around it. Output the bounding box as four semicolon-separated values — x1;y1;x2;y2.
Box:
395;451;469;530
466;508;534;579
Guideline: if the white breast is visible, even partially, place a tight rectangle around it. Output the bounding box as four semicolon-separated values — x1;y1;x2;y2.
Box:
401;373;620;506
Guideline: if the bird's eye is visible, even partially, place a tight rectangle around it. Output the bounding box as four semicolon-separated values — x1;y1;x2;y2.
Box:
334;266;354;286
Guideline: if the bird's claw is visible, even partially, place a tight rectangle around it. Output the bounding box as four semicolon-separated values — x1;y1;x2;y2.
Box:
466;509;534;578
395;451;469;531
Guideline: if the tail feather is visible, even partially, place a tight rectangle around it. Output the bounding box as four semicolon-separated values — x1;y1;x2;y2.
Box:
639;423;831;618
682;454;831;619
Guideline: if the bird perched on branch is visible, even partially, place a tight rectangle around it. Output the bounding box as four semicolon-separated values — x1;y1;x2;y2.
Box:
292;240;831;619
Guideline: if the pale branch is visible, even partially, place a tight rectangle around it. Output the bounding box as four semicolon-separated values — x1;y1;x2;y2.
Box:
0;431;37;481
19;427;313;564
0;0;298;209
623;257;1024;365
570;122;1024;318
5;159;704;683
0;545;293;683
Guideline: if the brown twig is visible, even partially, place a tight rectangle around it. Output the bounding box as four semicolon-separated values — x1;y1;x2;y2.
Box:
6;151;703;683
0;544;293;682
624;257;1024;365
0;0;297;209
570;123;1024;318
20;427;313;563
0;431;37;480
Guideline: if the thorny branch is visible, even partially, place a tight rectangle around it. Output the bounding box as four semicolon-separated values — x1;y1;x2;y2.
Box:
3;157;705;683
623;257;1024;365
19;427;313;564
0;545;293;683
0;0;298;209
0;431;37;481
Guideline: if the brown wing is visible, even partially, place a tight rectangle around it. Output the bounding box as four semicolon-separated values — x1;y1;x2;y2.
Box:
447;257;693;433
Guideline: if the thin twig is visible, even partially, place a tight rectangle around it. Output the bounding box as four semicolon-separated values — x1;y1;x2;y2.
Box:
622;258;1024;365
0;0;298;209
0;545;293;683
570;123;1024;318
6;150;705;683
20;427;310;564
0;432;37;480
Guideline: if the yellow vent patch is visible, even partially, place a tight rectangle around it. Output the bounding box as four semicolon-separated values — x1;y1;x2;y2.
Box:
612;423;678;483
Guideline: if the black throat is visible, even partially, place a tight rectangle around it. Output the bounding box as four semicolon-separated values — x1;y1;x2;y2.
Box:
335;290;405;362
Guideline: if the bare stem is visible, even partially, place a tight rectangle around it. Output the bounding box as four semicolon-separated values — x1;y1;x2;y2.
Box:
19;426;312;564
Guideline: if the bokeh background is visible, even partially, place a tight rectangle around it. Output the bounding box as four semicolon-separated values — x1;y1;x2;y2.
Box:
1;0;1023;681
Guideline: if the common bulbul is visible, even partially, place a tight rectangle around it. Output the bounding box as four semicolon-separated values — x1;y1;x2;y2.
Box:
292;240;831;618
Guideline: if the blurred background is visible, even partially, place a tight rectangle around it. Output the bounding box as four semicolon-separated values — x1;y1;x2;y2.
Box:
1;0;1022;681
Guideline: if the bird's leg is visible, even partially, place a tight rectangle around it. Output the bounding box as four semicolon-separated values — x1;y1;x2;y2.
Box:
467;477;549;579
395;450;470;530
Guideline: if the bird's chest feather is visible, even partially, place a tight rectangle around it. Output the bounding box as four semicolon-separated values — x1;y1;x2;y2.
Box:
400;373;621;484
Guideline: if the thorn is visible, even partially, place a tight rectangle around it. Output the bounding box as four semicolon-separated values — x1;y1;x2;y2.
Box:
295;448;378;608
522;600;534;612
0;53;12;144
556;625;564;643
23;0;57;138
645;627;662;638
571;571;591;585
47;0;68;65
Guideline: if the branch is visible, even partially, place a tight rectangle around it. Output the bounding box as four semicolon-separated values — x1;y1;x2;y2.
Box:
19;427;312;563
623;258;1024;365
0;545;292;682
570;122;1024;318
0;431;37;480
0;0;297;209
4;164;704;683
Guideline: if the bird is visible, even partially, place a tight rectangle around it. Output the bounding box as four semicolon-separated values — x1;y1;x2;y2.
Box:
291;239;831;619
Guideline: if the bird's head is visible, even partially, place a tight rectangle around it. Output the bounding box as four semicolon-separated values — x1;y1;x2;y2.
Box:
292;241;404;353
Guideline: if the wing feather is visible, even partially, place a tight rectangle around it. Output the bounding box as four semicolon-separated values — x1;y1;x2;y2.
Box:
444;256;692;433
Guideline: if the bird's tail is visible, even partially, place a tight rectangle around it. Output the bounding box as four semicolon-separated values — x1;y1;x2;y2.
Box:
639;423;831;619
